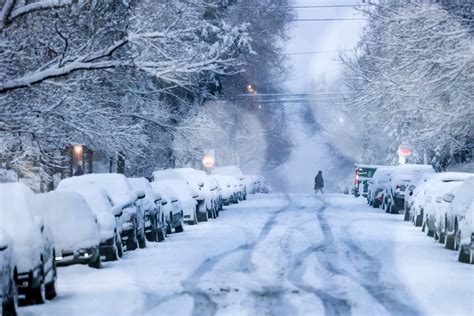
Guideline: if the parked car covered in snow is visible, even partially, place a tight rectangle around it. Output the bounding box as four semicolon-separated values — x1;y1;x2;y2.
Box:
212;165;247;200
382;164;435;214
404;172;435;221
152;179;198;225
212;175;239;205
0;183;56;305
418;173;470;237
437;176;474;251
153;168;217;221
32;191;102;268
457;201;474;264
150;181;184;234
366;166;395;208
58;174;147;251
0;230;17;315
57;185;124;261
128;177;166;242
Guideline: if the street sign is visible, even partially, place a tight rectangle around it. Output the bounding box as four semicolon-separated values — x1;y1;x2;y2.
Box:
398;148;412;156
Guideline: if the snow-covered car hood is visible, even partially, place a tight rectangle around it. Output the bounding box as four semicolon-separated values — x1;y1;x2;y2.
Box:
32;192;101;253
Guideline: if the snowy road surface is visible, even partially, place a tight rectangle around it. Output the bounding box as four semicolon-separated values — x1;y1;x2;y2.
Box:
20;194;474;316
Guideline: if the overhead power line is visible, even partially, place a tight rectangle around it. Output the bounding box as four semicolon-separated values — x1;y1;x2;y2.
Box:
287;18;366;22
237;4;370;9
285;49;351;55
235;92;356;97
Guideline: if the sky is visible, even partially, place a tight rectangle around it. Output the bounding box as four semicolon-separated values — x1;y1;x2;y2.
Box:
271;1;366;192
284;0;367;92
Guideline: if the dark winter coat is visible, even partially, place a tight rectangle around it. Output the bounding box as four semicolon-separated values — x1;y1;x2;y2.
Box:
314;172;324;190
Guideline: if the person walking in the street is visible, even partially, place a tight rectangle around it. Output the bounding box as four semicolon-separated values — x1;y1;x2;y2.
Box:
314;170;324;194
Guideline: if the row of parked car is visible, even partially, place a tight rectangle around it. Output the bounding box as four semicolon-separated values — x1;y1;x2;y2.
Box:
0;165;270;316
363;164;474;264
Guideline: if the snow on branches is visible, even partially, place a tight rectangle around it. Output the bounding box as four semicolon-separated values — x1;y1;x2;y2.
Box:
341;2;473;165
0;0;253;180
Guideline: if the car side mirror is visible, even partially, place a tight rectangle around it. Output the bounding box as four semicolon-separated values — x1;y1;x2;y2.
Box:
435;196;442;203
136;190;146;200
443;192;454;203
161;199;168;206
111;206;123;217
34;215;44;233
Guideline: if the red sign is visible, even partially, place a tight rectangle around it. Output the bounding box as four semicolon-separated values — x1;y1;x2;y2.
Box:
398;148;412;156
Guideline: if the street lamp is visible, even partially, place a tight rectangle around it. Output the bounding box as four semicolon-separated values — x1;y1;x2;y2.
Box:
246;84;257;95
73;145;83;155
202;154;215;175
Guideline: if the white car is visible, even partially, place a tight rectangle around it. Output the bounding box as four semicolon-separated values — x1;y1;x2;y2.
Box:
419;173;470;237
58;174;147;251
382;164;435;214
212;175;239;205
0;183;56;305
440;176;474;252
366;166;395;208
150;182;185;234
152;179;198;225
457;201;474;264
0;230;17;315
32;191;102;268
404;173;435;221
57;185;124;261
128;177;166;242
153;168;217;221
212;166;247;200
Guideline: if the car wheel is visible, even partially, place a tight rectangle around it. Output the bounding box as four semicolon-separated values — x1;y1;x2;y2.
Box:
457;244;470;263
3;271;18;316
415;213;422;227
45;261;57;300
166;219;172;235
188;209;198;225
403;208;409;221
138;229;146;249
29;264;46;305
437;231;445;244
157;227;166;242
444;233;455;250
117;233;124;257
146;223;157;242
424;218;434;237
175;224;184;233
107;236;120;261
88;254;102;269
197;207;208;222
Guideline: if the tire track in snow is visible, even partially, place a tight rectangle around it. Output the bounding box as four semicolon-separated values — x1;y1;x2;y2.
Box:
181;195;293;316
340;225;420;316
315;197;421;316
285;199;352;315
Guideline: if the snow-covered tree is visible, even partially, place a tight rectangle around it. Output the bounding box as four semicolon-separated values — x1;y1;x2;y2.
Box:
341;2;473;166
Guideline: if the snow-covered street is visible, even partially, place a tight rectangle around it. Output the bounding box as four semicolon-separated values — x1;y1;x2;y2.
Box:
19;194;474;316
